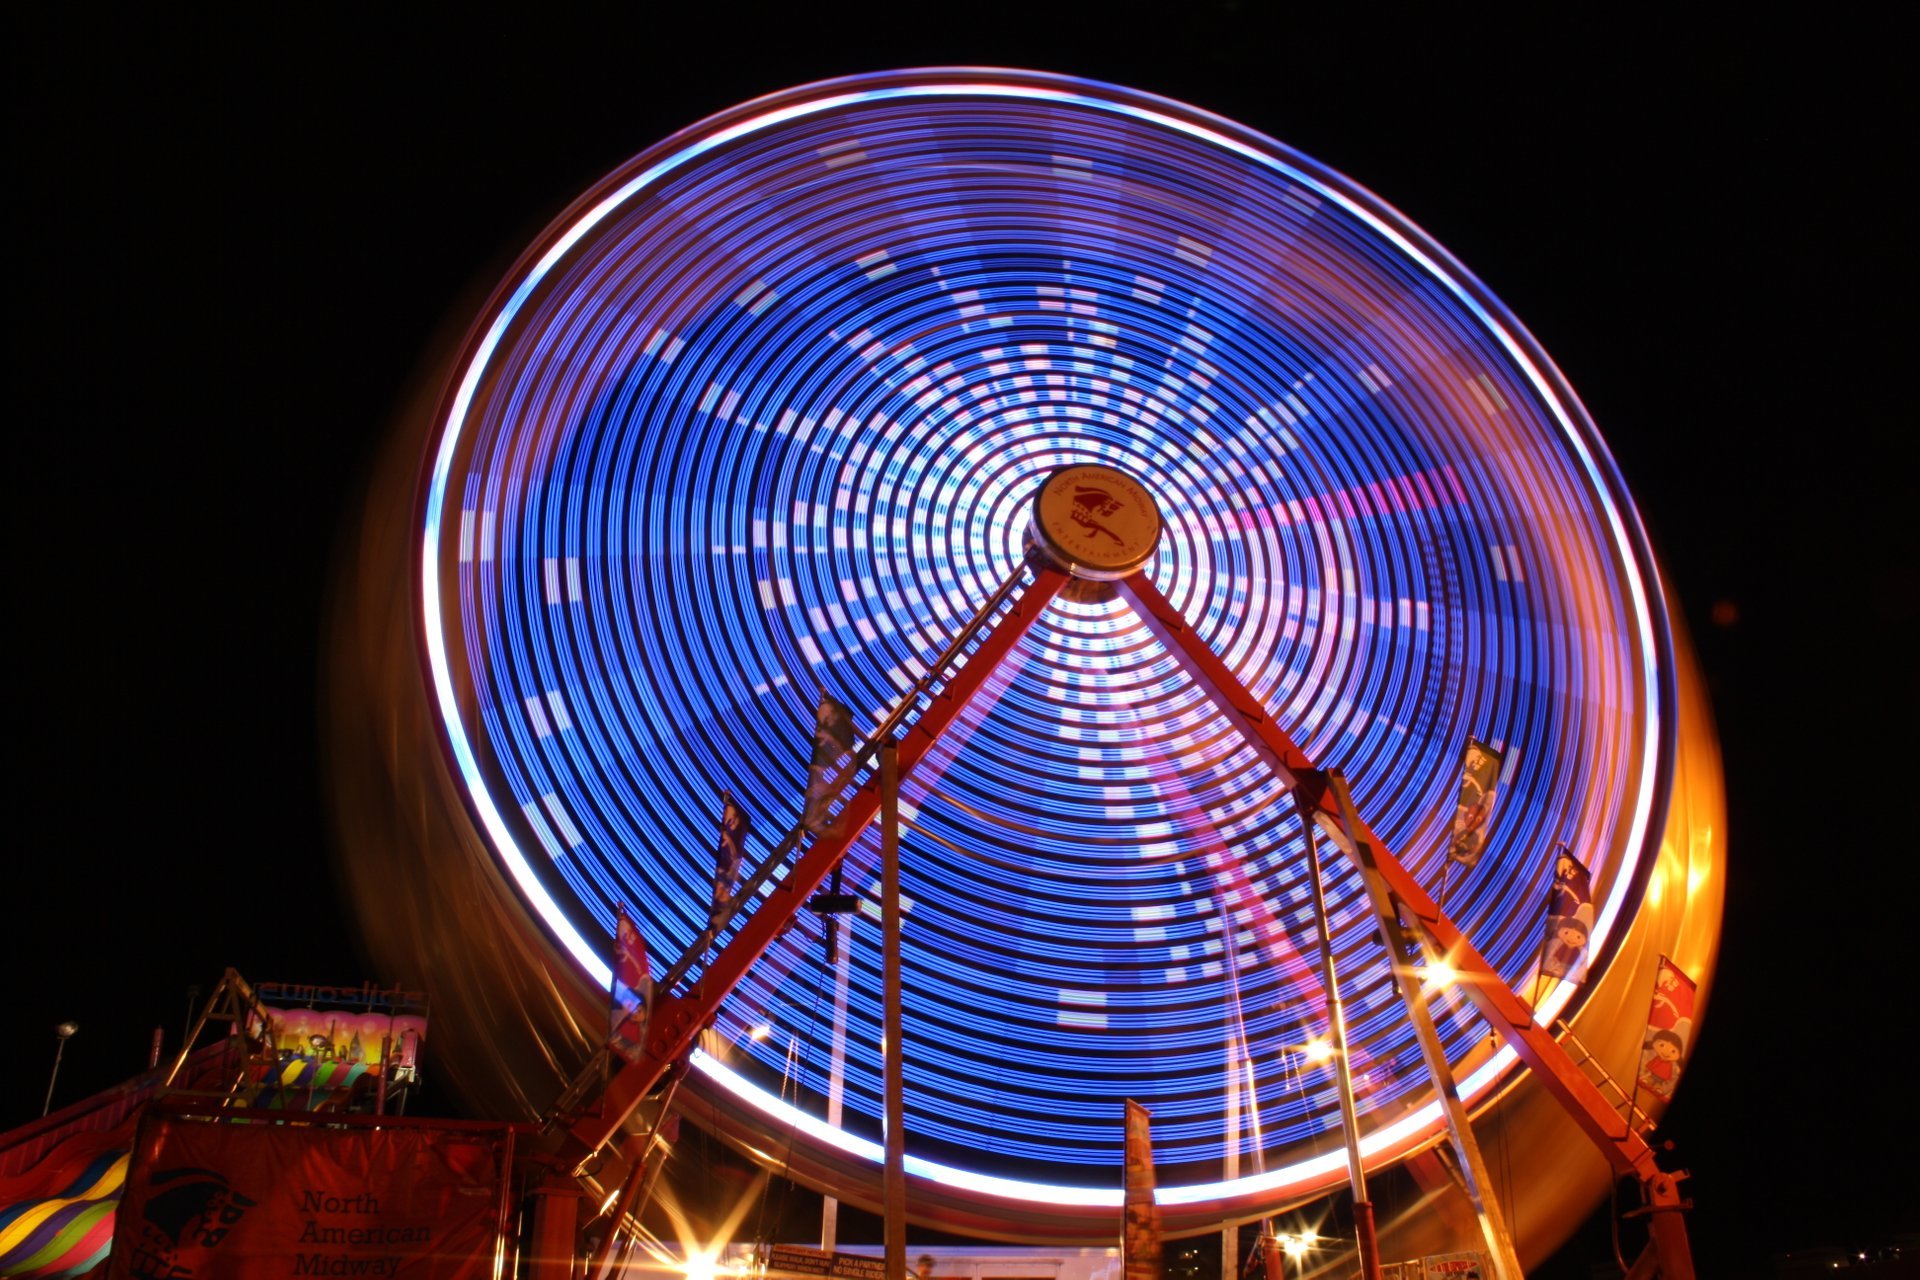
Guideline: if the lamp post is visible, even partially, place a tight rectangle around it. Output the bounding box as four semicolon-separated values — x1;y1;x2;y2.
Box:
43;1021;78;1117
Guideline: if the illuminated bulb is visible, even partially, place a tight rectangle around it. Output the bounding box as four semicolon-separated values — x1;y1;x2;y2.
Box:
686;1249;721;1280
749;1023;772;1041
1422;961;1458;988
1302;1039;1334;1063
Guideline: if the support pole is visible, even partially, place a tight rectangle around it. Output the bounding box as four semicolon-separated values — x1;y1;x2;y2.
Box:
1321;770;1524;1280
375;1033;391;1117
1294;793;1382;1280
881;739;907;1280
1257;1234;1283;1280
525;1178;585;1280
821;914;853;1252
586;1150;650;1280
494;1126;517;1280
1217;913;1247;1280
587;1077;683;1280
1220;1047;1239;1280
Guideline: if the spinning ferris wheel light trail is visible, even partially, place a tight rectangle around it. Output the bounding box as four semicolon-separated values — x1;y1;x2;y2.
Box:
330;63;1725;1276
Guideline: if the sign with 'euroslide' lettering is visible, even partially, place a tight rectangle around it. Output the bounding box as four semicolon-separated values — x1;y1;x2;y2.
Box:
106;1108;505;1278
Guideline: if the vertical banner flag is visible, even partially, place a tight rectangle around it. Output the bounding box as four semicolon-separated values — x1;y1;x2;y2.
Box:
1539;845;1595;984
802;696;856;834
1637;956;1698;1101
611;905;651;1063
1121;1100;1164;1280
712;791;751;929
1447;737;1504;866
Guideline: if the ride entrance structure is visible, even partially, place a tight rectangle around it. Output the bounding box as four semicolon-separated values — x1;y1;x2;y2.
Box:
330;68;1724;1277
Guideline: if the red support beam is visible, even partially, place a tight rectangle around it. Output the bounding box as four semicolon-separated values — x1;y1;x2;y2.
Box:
558;563;1072;1166
1115;569;1672;1187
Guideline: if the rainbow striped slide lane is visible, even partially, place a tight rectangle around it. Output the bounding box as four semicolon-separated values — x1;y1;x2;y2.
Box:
249;1055;371;1109
0;1125;130;1279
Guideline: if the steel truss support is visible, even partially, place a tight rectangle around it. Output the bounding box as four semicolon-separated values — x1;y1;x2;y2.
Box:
1114;569;1693;1279
1291;792;1383;1280
1319;770;1524;1280
554;560;1073;1166
543;549;1691;1278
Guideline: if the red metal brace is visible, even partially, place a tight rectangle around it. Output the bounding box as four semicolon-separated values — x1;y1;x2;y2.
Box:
1115;568;1694;1279
544;461;1692;1274
555;561;1074;1168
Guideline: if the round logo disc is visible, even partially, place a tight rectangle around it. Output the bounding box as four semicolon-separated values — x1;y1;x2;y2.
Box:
1029;465;1162;580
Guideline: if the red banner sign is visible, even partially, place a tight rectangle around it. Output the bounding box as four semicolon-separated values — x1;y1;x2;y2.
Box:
106;1110;504;1279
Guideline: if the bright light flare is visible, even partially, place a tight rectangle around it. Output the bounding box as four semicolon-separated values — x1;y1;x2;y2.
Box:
631;1159;768;1280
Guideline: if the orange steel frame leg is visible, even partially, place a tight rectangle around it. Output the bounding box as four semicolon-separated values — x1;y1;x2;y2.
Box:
1114;569;1694;1279
557;562;1074;1166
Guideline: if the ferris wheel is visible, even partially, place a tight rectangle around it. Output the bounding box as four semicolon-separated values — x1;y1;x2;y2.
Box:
336;67;1723;1266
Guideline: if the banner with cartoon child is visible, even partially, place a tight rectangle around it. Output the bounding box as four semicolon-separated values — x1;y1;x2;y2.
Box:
1538;845;1594;985
1446;738;1503;867
1636;956;1698;1101
802;696;856;834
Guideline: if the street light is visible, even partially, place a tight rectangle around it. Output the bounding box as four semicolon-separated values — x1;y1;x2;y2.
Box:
43;1021;78;1117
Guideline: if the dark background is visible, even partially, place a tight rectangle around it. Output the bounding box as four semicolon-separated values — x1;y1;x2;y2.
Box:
10;8;1913;1276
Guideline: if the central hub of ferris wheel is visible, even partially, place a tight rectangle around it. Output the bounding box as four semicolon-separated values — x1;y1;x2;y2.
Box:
1028;463;1163;580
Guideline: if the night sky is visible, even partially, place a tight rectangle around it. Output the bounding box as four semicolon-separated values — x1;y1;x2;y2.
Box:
11;9;1913;1276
